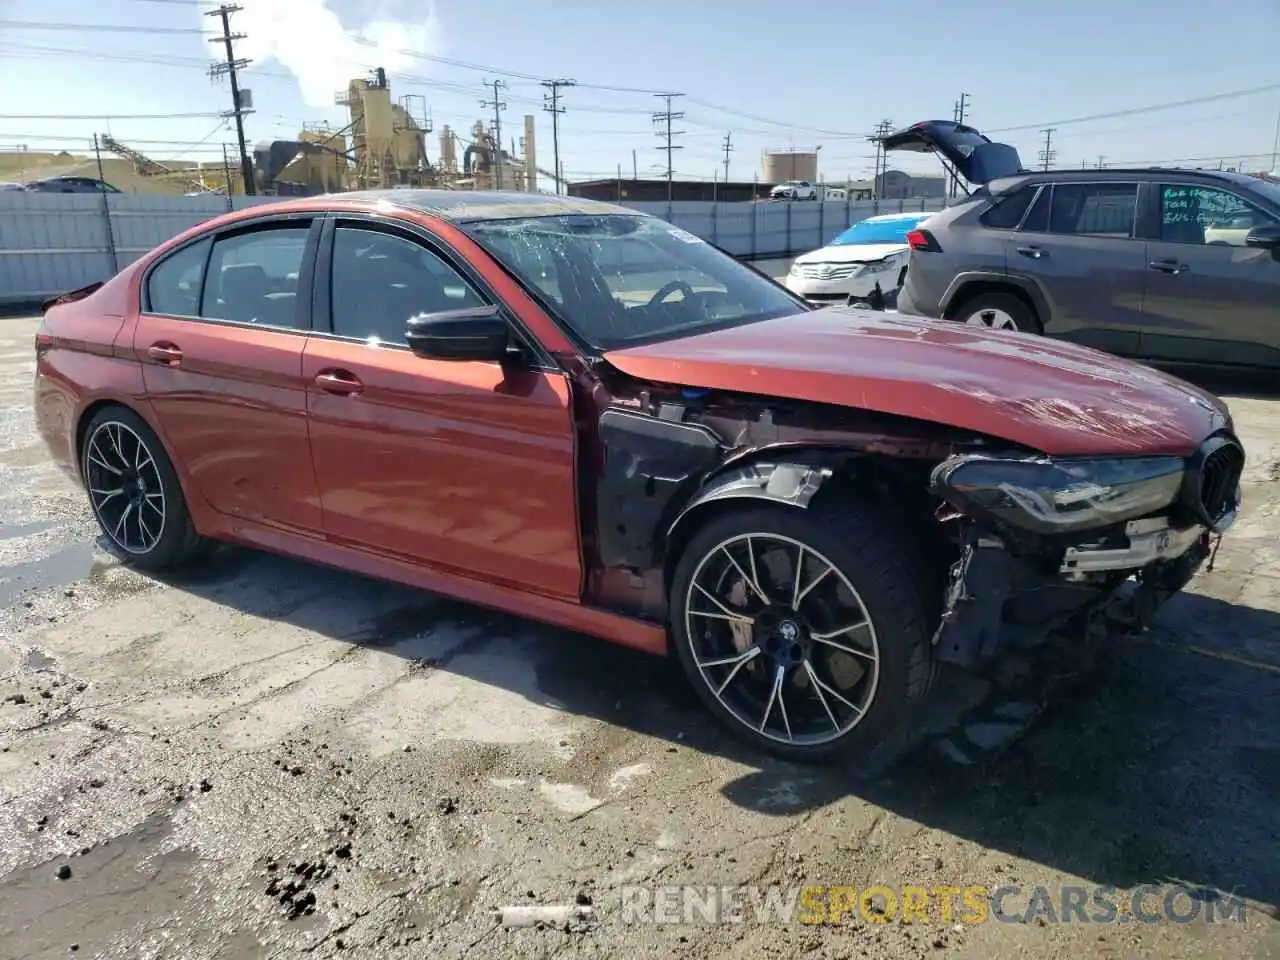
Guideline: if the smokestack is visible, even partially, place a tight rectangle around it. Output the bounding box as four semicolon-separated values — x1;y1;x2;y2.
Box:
524;114;536;193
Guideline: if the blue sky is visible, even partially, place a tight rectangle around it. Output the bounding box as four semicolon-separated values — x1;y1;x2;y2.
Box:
2;0;1279;186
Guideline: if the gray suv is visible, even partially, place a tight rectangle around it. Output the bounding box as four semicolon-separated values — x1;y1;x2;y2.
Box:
889;121;1280;370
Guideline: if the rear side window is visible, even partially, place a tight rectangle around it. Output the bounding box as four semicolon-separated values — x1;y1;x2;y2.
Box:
201;226;311;329
1048;183;1138;238
145;238;210;317
980;185;1037;229
1021;186;1052;232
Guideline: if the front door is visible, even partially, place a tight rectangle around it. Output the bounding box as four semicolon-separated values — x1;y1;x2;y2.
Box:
302;217;582;600
132;218;324;535
1140;182;1280;368
1003;180;1148;355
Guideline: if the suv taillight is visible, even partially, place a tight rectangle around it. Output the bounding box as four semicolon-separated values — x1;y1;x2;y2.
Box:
906;229;942;252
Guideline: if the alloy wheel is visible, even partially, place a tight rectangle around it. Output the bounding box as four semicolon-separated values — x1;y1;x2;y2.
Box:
83;420;167;555
962;307;1018;330
682;532;881;746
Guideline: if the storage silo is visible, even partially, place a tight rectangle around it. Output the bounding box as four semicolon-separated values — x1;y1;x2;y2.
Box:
762;149;818;183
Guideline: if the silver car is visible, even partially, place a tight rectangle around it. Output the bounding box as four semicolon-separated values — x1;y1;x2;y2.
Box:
891;121;1280;371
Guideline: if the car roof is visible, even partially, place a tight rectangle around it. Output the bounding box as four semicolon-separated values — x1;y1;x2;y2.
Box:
855;211;933;223
340;189;636;223
988;167;1266;191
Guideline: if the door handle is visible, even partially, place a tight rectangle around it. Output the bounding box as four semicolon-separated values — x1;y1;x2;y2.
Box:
1149;259;1190;275
314;369;363;395
146;342;183;365
1015;246;1045;259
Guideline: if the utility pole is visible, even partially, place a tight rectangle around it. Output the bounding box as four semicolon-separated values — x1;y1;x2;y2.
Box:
722;130;733;183
481;79;507;190
207;3;255;195
652;93;685;202
870;119;893;200
541;78;574;195
632;149;637;180
947;93;970;198
1096;154;1106;169
1038;127;1057;171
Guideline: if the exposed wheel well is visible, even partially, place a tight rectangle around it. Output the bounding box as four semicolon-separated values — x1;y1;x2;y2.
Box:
945;281;1040;325
661;453;947;602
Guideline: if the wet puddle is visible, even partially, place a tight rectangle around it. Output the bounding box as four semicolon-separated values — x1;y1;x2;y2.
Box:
0;813;205;959
21;649;56;672
0;542;97;608
0;519;57;542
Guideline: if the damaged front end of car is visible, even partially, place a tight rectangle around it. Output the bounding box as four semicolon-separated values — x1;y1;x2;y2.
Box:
926;434;1245;667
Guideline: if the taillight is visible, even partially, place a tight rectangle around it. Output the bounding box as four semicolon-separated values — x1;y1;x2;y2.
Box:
906;229;942;252
35;330;54;360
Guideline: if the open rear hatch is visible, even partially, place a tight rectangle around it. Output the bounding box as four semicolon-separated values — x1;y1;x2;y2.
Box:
881;120;1025;190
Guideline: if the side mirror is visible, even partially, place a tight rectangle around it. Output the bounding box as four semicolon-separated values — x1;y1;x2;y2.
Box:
1244;223;1280;251
404;304;512;362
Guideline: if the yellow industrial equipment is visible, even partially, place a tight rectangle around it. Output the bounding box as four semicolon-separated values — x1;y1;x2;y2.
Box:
336;68;432;189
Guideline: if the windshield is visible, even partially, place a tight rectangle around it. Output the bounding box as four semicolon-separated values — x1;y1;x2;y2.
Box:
465;214;809;350
829;214;930;246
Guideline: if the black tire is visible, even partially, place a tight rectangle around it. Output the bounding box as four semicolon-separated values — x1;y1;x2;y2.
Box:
948;291;1042;334
80;405;206;570
668;499;935;763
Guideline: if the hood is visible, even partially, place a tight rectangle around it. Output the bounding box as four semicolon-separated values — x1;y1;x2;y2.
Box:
794;242;906;265
881;120;1025;186
604;308;1229;457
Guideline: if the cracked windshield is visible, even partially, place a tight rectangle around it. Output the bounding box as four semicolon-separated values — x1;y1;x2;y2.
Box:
1;0;1278;958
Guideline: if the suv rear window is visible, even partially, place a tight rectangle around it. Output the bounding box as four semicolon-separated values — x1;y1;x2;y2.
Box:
1048;183;1138;237
979;185;1037;229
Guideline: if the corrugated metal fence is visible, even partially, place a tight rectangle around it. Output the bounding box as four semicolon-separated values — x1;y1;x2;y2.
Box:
0;191;946;306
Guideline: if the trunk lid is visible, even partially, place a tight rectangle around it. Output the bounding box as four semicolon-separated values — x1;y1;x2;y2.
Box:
881;120;1025;186
604;307;1229;457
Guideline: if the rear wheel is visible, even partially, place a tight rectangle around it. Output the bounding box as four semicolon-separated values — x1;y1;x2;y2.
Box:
668;500;934;763
81;406;205;569
950;291;1041;333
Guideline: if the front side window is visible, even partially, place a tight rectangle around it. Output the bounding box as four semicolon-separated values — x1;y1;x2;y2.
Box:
145;237;210;317
1159;184;1279;245
1048;183;1138;238
200;225;311;328
466;214;807;350
329;226;485;343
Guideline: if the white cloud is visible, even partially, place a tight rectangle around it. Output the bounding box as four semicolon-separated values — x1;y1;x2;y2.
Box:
215;0;441;109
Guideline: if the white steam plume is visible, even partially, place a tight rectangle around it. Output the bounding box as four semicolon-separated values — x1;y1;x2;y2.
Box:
215;0;441;110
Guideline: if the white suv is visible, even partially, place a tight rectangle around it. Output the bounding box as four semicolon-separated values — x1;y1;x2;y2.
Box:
769;179;817;201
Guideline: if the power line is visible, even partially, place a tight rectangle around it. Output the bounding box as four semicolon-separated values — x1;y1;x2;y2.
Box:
0;19;205;33
1038;127;1057;171
653;93;685;202
0;111;226;121
541;79;575;195
481;79;507;190
984;82;1280;134
206;3;255;196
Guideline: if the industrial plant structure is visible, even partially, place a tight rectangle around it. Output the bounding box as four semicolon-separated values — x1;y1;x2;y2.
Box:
3;68;544;198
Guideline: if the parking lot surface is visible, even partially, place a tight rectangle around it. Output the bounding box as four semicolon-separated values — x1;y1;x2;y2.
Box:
1;314;1278;960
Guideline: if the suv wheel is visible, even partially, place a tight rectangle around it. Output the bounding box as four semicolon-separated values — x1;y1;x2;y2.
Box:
951;292;1040;333
668;500;934;763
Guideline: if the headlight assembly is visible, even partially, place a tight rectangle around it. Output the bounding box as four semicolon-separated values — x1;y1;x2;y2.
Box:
931;455;1185;535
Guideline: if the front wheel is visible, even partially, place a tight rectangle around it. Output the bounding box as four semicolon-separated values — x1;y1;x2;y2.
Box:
81;405;206;569
669;500;935;763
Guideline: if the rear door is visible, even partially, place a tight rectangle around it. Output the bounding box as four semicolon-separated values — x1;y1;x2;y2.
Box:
1139;181;1280;367
302;215;582;600
132;215;324;535
1002;180;1147;354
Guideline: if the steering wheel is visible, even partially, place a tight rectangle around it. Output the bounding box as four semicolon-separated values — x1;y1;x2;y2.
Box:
648;279;694;306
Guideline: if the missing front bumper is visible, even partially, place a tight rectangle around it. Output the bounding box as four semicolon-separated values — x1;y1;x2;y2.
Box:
1059;516;1219;576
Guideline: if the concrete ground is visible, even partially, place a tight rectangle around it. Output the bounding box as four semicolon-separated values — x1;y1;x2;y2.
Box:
1;314;1278;960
